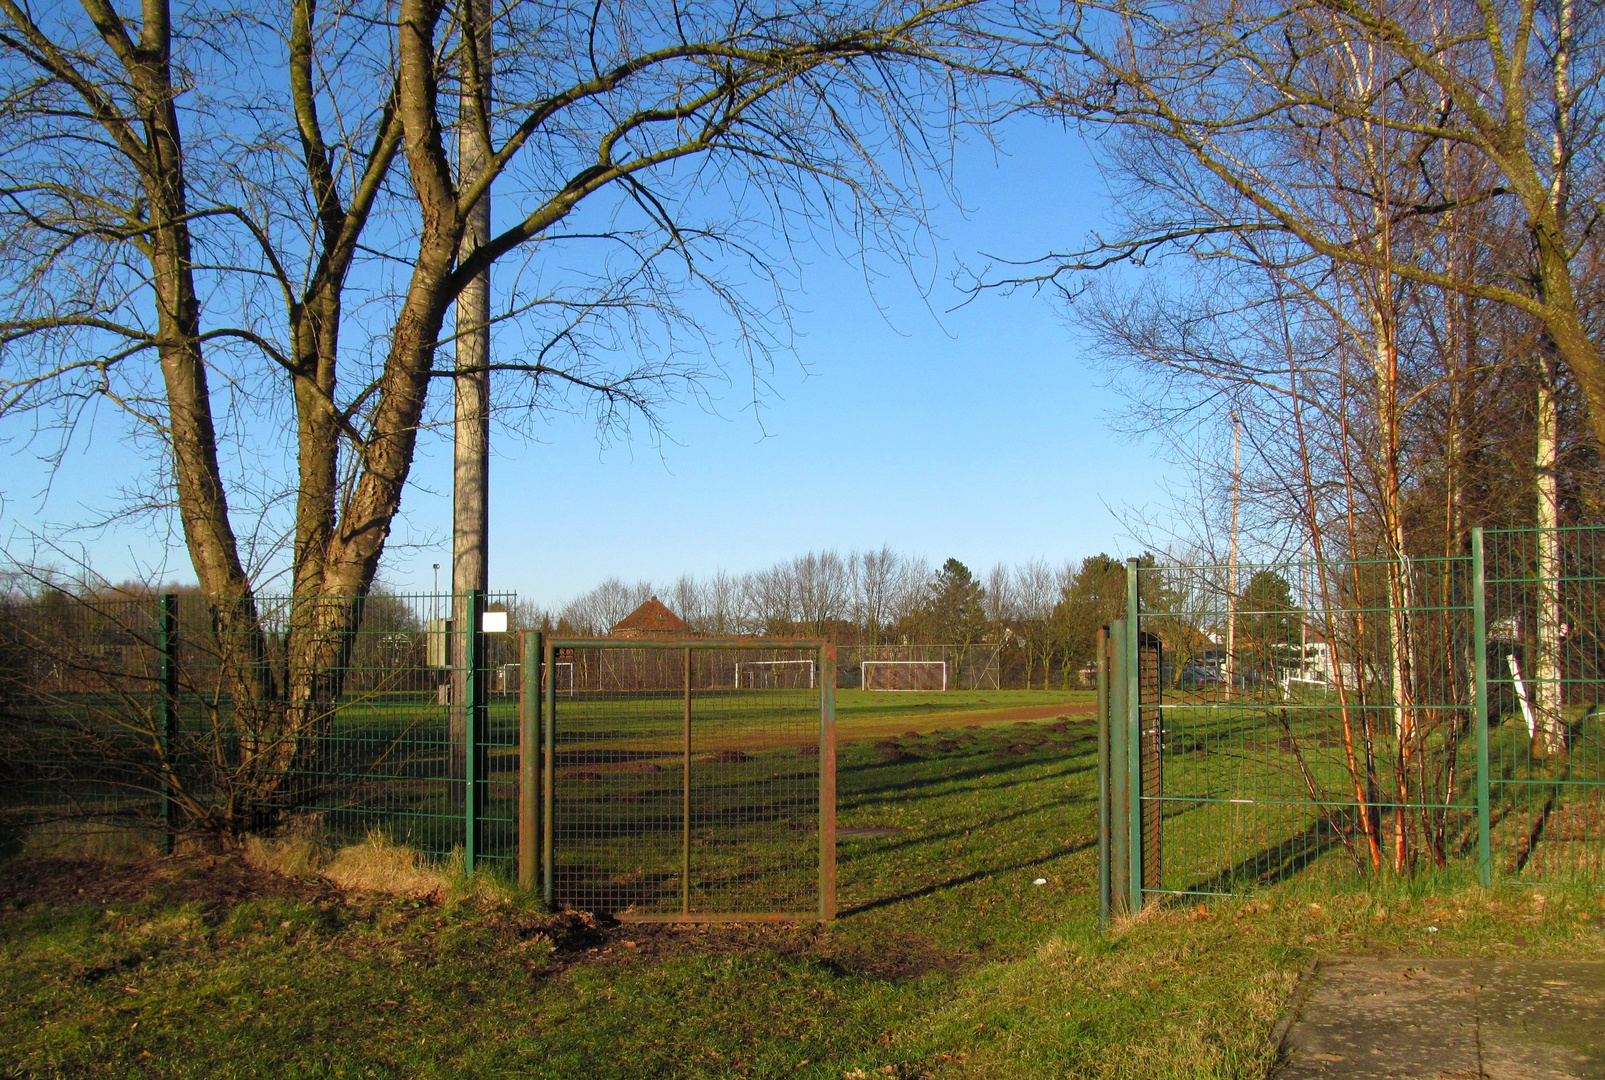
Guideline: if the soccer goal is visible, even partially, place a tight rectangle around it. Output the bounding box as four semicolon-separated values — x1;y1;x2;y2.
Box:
734;659;816;689
546;661;575;694
862;660;947;691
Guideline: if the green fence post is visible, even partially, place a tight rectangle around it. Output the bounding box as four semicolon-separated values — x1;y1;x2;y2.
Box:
519;631;542;891
1472;528;1491;887
1126;558;1142;913
465;590;485;873
1096;626;1111;928
159;594;177;856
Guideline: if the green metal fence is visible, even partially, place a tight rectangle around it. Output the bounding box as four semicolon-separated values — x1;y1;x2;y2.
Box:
1;590;517;870
1099;526;1605;918
1484;528;1605;884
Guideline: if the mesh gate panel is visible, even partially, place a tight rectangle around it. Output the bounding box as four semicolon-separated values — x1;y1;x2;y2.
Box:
545;642;829;919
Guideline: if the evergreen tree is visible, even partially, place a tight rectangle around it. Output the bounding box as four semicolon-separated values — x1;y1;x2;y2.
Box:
925;559;989;645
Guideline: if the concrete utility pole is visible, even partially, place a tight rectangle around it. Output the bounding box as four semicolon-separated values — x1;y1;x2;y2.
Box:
1223;414;1241;700
453;0;492;779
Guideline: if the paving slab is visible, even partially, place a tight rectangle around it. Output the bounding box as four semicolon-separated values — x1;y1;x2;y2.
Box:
1274;958;1605;1079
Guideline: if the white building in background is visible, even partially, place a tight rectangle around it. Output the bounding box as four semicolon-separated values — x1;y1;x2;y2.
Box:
1277;629;1363;695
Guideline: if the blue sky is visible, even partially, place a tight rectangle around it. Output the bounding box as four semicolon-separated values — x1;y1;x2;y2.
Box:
1;120;1171;607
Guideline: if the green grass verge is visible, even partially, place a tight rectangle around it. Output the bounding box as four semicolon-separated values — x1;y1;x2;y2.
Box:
3;716;1603;1080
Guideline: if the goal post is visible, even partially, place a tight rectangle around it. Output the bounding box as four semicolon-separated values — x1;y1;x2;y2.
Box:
862;660;947;692
734;659;817;689
544;660;575;693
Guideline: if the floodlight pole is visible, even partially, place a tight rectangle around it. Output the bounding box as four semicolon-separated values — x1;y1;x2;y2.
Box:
453;0;493;807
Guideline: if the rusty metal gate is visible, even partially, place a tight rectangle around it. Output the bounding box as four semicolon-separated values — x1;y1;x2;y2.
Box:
518;637;835;921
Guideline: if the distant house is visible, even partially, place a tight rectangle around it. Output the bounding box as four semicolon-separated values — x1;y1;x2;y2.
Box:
610;596;694;639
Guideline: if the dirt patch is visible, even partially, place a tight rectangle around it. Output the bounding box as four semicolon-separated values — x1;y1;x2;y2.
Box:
880;749;921;764
618;761;665;774
710;750;750;763
839;702;1093;743
934;739;962;752
576;922;964;982
0;854;341;912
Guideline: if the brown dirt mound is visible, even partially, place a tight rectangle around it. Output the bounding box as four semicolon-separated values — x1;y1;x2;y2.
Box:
710;749;750;763
880;748;921;764
935;739;961;752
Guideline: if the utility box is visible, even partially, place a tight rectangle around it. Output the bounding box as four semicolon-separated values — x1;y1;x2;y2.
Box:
426;618;453;668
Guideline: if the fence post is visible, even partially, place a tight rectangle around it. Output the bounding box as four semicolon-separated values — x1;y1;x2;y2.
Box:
1096;626;1111;928
465;589;485;873
681;645;692;916
1472;527;1491;887
819;642;837;921
519;631;542;890
159;594;177;857
1125;558;1143;912
1108;620;1129;917
542;637;557;907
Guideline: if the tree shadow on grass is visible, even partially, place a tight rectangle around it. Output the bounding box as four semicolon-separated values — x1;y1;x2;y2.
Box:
1174;811;1358;897
836;835;1097;918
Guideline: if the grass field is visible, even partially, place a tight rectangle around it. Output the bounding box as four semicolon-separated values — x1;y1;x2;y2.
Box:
5;710;1605;1080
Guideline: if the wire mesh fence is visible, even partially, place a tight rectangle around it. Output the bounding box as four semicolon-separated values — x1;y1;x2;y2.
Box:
1130;554;1479;899
0;590;518;866
1485;528;1605;885
1101;529;1605;913
0;592;168;847
540;639;834;921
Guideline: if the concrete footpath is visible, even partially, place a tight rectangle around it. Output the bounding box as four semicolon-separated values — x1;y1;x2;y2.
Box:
1273;958;1605;1079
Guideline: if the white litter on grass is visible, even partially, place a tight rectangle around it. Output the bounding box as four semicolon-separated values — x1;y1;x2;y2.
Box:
1426;926;1439;933
1033;878;1048;885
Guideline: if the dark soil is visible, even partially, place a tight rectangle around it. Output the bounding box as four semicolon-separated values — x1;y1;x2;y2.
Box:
0;854;340;913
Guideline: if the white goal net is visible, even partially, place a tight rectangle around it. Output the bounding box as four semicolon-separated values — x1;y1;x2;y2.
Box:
862;660;947;692
734;659;816;689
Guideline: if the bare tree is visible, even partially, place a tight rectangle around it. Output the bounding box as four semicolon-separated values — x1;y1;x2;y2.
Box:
0;0;1032;837
1021;0;1605;446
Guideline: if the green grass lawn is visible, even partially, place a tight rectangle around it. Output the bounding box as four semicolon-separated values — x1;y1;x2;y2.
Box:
5;714;1605;1080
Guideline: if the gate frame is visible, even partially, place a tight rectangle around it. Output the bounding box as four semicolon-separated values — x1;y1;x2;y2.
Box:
517;635;837;922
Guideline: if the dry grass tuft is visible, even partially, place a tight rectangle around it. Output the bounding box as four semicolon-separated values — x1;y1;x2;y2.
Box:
320;832;448;898
242;833;323;878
